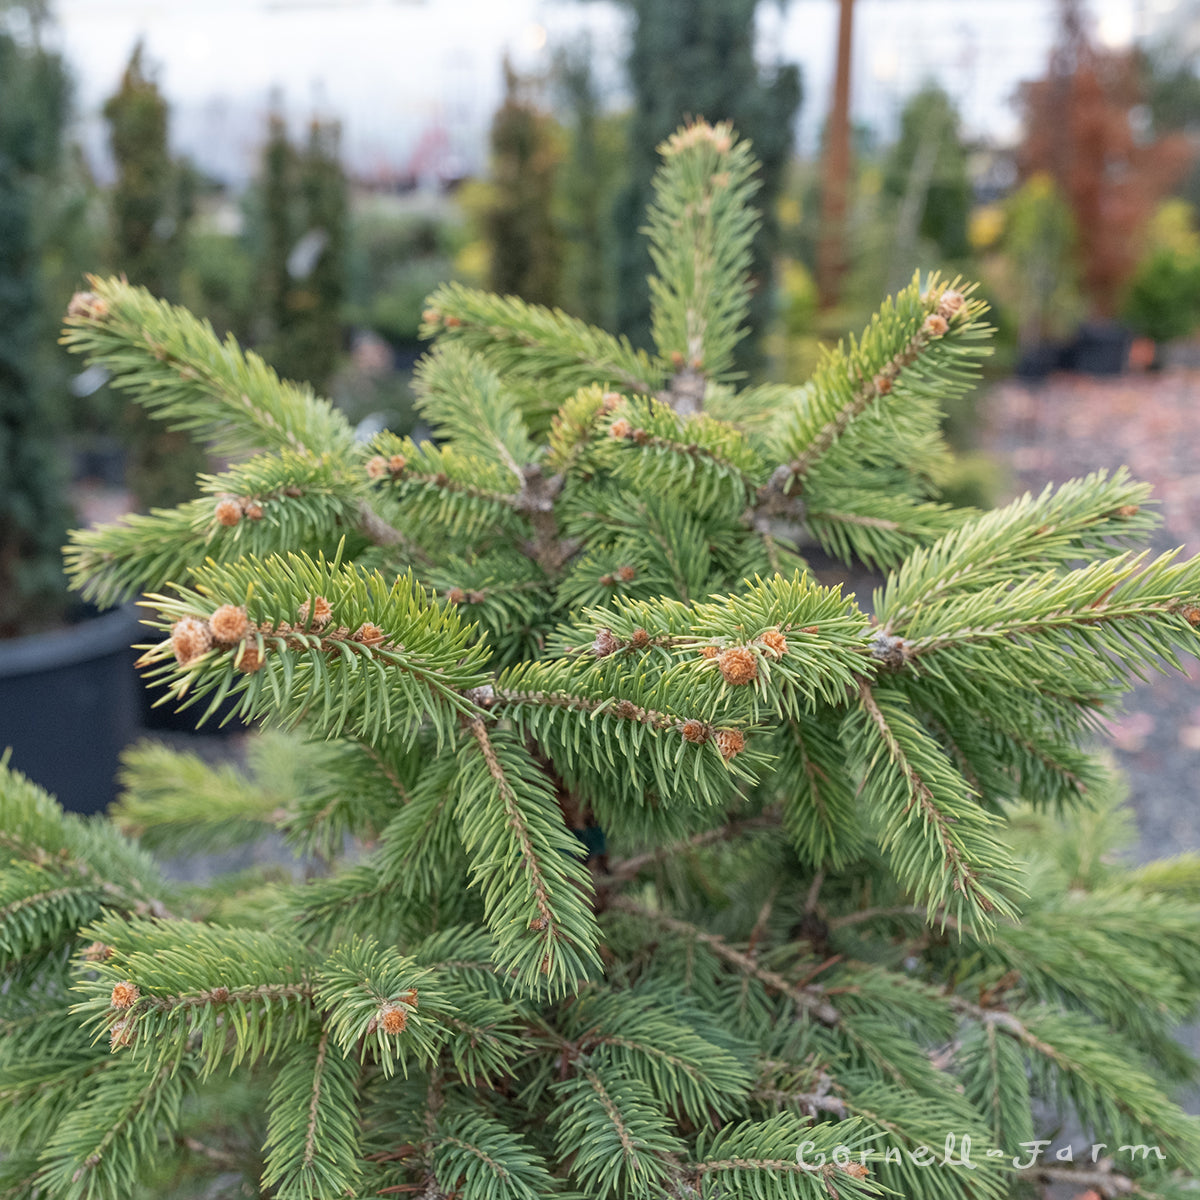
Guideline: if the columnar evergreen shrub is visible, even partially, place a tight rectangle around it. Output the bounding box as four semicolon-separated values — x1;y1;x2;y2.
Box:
103;42;204;510
0;29;72;636
6;122;1200;1199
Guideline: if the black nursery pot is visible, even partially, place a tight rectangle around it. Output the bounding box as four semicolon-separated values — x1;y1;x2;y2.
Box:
1067;321;1132;376
0;605;142;815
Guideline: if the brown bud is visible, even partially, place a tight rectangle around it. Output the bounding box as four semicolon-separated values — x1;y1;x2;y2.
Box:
421;308;440;324
839;1162;871;1180
297;596;333;628
447;587;466;605
433;472;449;487
718;647;758;686
209;986;230;1002
170;617;212;666
631;428;649;445
700;645;719;659
110;981;140;1010
109;1017;135;1050
236;642;265;674
529;915;549;931
209;604;250;645
244;502;265;521
366;455;388;480
284;485;303;498
388;454;407;474
758;629;788;660
1182;603;1200;627
610;418;632;439
599;573;615;586
680;719;710;744
67;291;109;320
215;498;242;526
922;313;949;338
379;1004;407;1034
613;700;640;720
937;289;966;319
616;565;637;583
874;374;893;396
715;729;747;760
629;628;651;650
593;628;622;657
353;622;386;648
601;391;622;412
670;350;685;369
443;315;462;328
82;941;113;962
1116;504;1140;518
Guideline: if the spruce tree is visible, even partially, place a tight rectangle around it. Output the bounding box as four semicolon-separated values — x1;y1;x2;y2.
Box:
258;110;297;362
0;29;71;635
255;112;347;393
7;121;1200;1199
555;42;623;329
882;84;971;293
484;60;564;309
103;42;203;510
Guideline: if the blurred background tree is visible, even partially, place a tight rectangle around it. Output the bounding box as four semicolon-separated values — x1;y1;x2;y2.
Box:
1122;198;1200;355
482;60;564;309
103;43;204;509
1017;2;1194;320
253;110;348;394
553;40;626;331
612;0;802;376
103;44;186;299
882;82;971;293
0;26;71;634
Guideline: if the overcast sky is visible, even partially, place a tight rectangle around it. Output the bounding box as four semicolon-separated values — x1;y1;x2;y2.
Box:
43;0;1152;182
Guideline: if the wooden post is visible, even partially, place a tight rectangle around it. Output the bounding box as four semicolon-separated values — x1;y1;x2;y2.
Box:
817;0;855;311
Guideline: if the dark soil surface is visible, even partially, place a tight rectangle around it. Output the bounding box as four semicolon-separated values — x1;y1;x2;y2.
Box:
982;369;1200;864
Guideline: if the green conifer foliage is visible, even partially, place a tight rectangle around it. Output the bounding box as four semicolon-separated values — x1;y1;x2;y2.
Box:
614;0;801;374
554;42;625;329
882;84;973;300
255;112;348;393
884;84;972;262
0;30;71;635
7;122;1200;1200
484;61;564;309
103;42;204;510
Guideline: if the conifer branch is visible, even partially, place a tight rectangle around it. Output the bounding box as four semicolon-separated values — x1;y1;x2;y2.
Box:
609;898;840;1025
877;470;1157;631
604;813;780;883
645;121;761;390
457;721;601;993
423;282;663;397
849;681;1020;931
759;279;985;507
62;276;355;458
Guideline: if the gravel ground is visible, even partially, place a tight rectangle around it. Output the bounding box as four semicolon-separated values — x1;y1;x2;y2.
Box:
981;368;1200;864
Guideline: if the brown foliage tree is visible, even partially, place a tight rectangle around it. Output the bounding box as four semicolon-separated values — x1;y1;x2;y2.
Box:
1018;6;1193;318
